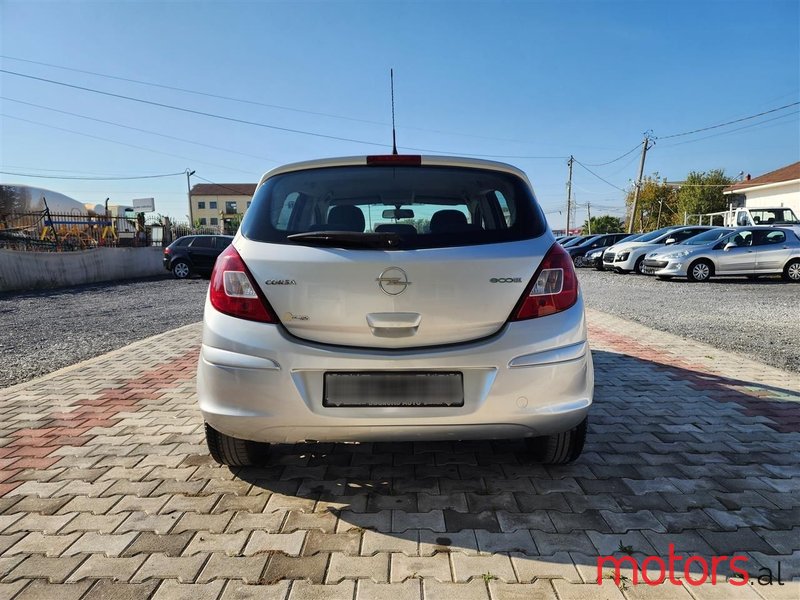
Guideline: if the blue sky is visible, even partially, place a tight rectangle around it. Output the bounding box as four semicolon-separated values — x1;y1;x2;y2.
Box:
1;0;798;226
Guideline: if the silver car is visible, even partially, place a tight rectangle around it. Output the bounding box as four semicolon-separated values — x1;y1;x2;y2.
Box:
198;155;593;465
642;226;800;282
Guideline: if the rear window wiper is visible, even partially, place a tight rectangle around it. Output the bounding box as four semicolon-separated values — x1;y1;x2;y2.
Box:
286;231;403;249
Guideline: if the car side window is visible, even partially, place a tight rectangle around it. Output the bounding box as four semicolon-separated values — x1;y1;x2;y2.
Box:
190;236;214;248
215;237;233;249
737;212;749;226
755;230;786;246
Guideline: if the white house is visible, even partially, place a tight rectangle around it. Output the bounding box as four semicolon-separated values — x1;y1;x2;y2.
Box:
723;161;800;216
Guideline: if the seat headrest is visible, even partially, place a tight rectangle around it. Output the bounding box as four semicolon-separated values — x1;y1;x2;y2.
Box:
430;210;469;233
327;205;365;232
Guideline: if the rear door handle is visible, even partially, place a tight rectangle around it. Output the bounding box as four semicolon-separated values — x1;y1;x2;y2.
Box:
367;313;421;338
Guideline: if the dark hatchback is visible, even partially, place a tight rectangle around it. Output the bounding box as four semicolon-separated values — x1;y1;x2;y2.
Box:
163;235;234;279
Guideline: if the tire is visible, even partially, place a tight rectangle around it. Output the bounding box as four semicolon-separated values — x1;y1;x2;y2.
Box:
595;264;605;272
633;255;646;275
205;423;270;466
783;259;800;282
172;260;192;279
525;418;587;464
687;259;713;282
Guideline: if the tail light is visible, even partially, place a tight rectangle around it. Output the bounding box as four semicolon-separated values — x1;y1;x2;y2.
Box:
510;242;579;320
209;245;277;323
164;247;171;255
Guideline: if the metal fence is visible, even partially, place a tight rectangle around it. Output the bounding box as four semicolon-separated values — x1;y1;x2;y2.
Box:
0;212;228;252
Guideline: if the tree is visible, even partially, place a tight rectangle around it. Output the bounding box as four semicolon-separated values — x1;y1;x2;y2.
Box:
582;215;623;234
624;173;680;231
676;169;733;219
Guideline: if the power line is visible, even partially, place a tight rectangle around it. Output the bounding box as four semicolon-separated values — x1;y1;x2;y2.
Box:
0;54;551;146
0;68;568;159
656;101;800;140
1;113;257;175
0;169;185;180
573;159;628;193
192;174;256;196
581;142;642;167
659;109;800;148
1;96;280;164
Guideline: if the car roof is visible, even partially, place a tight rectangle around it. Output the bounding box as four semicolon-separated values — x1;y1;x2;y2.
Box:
256;155;533;189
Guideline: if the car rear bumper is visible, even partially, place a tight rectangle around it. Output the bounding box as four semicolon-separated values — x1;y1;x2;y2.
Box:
197;295;593;443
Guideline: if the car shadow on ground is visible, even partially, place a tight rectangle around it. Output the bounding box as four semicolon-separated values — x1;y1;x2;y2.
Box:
216;349;799;584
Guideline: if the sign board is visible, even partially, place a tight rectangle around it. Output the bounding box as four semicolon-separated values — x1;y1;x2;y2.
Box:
132;197;155;212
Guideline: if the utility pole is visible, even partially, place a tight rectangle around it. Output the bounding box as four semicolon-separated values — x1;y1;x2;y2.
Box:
627;135;653;234
586;202;592;235
565;156;574;234
186;169;196;225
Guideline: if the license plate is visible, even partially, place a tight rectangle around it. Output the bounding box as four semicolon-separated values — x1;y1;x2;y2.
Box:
641;266;656;274
323;371;464;407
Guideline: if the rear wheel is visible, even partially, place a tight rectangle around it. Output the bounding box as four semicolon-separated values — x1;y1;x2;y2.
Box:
205;423;270;466
783;259;800;282
687;259;713;282
525;418;587;464
172;260;191;279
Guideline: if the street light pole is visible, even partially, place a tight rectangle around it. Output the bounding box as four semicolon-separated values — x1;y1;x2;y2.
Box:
186;169;196;225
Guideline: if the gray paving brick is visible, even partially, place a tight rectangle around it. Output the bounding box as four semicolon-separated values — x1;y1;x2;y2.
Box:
197;554;268;584
262;552;329;584
487;581;558;600
511;552;582;583
362;530;418;555
419;530;479;556
67;554;147;582
327;553;390;582
423;580;490;600
151;580;226;600
391;553;451;582
182;532;249;557
303;530;361;556
286;581;352;600
122;532;193;557
531;531;595;556
357;579;421;600
451;553;515;583
130;554;207;583
14;581;93;600
63;532;138;556
475;531;537;555
6;554;87;583
243;531;305;556
5;531;82;556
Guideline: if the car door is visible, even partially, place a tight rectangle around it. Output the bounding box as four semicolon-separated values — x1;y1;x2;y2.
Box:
715;230;756;275
753;230;791;273
187;236;216;271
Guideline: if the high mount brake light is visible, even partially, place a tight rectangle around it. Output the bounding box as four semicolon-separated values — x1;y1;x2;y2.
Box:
510;243;579;320
366;155;422;166
209;245;277;323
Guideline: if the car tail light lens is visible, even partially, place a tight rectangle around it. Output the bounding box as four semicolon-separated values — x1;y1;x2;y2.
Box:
164;247;171;255
209;245;277;323
510;243;579;320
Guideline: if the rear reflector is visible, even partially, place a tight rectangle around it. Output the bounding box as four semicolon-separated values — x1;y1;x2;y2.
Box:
510;243;579;320
366;155;422;166
209;245;277;323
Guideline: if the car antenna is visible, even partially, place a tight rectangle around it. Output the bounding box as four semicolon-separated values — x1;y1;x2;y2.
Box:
390;68;398;155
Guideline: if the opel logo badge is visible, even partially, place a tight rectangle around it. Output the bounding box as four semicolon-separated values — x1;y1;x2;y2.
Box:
376;267;411;296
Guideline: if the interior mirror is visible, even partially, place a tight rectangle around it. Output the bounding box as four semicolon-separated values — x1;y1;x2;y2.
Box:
724;242;736;251
664;238;677;245
382;208;414;220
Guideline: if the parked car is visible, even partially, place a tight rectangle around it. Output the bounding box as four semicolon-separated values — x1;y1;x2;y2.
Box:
602;226;715;274
556;235;581;245
640;227;734;277
585;234;643;270
163;235;234;279
562;234;595;248
566;232;633;267
198;155;594;466
641;226;800;282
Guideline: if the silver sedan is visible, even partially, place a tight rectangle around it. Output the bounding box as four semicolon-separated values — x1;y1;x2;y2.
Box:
642;226;800;282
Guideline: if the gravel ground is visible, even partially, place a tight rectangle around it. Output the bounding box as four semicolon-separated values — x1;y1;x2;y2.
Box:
1;268;797;388
0;276;209;388
578;268;800;373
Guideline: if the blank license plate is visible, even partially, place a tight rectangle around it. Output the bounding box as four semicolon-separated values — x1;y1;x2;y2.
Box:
323;371;464;407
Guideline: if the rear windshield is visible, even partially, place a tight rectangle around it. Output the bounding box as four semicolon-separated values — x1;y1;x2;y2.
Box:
240;165;547;249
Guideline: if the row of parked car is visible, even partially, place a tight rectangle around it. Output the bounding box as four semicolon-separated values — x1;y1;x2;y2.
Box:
557;225;800;282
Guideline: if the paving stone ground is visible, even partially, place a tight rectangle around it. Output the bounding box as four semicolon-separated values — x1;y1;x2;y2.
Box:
0;308;798;599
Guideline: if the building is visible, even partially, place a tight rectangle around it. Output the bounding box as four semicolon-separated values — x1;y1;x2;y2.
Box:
723;162;800;216
189;183;257;231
